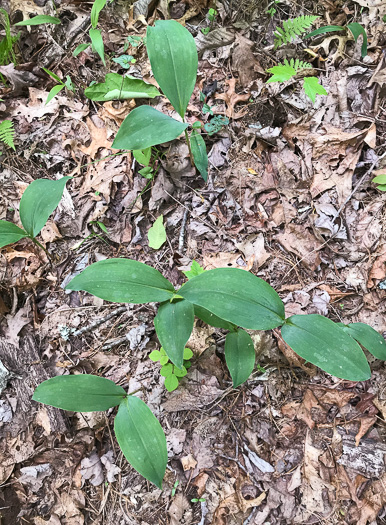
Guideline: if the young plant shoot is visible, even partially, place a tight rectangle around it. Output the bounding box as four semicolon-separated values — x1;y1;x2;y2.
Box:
33;258;386;489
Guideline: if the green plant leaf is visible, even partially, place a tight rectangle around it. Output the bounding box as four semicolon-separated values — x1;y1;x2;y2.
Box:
138;166;154;178
281;314;371;381
375;184;386;191
73;43;90;57
173;365;187;378
46;83;65;104
179;268;285;330
194;305;235;330
148;215;166;250
84;73;160;101
305;25;345;38
160;355;169;365
225;329;255;388
266;64;296;83
15;15;61;26
19;177;71;237
190;130;208;181
32;375;126;411
339;323;386;360
0;220;27;248
89;28;105;66
91;0;107;28
372;174;386;184
149;350;162;362
114;396;168;489
183;348;193;360
347;22;368;57
160;363;173;377
66;258;176;303
42;67;63;84
133;147;152;165
146;20;198;118
182;260;205;279
154;299;195;368
303;77;327;103
112;105;188;151
164;374;179;391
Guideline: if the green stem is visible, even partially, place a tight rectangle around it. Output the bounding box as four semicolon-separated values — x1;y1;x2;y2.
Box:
184;129;194;166
31;237;52;262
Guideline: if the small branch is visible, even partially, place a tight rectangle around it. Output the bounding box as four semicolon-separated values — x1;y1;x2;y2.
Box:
73;306;127;337
178;208;189;252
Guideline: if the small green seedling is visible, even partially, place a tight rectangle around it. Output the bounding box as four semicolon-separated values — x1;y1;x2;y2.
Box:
147;215;166;250
171;480;179;497
112;54;136;68
201;8;217;34
0;177;70;251
150;347;193;392
42;68;74;104
33;258;386;490
266;0;280;17
372;174;386;192
204;115;229;136
112;20;209;181
0;8;19;68
191;498;206;503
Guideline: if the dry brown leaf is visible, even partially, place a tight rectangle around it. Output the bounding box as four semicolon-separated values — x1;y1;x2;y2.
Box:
215;78;250;119
276;223;323;270
40;221;62;244
282;389;323;429
367;244;386;287
231;35;265;87
168;494;191;525
355;416;377;447
181;454;197;471
99;100;135;126
78;117;115;159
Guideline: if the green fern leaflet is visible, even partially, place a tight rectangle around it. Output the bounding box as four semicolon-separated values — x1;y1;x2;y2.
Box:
0;120;16;150
274;15;318;49
267;58;312;83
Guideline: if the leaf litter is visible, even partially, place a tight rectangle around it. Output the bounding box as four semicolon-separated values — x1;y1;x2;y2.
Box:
1;0;386;523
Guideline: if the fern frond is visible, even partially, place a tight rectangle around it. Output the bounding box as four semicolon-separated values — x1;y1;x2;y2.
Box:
274;15;318;49
283;58;313;71
0;120;16;150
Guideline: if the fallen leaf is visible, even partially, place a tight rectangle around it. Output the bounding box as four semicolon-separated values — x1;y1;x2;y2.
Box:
215;78;250;119
181;454;197;471
276;223;323;270
79;117;115;159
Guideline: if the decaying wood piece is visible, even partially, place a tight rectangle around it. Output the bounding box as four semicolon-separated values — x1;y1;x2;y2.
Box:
0;334;69;438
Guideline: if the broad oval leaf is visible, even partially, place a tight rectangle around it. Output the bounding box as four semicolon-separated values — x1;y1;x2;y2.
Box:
112;106;188;151
32;375;126;411
66;258;175;303
154;299;195;368
84;73;160;101
194;305;235;331
0;220;27;248
225;329;255;388
46;83;65;104
179;268;285;330
15;15;61;26
146;20;198;118
281;314;371;381
190;130;208;181
89;28;106;66
114;396;168;489
339;322;386;360
373;174;386;185
19;177;71;237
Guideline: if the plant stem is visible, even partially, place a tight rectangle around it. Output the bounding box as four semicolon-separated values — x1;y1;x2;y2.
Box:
184;129;194;166
31;237;53;262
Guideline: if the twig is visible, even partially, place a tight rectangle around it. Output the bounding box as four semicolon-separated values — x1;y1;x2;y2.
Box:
178;208;189;252
73;306;127;337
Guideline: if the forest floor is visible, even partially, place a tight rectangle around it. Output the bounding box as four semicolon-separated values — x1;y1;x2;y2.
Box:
1;0;386;523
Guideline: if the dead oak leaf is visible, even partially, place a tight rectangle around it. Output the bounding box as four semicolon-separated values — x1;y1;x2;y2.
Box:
215;78;250;119
79;117;115;159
